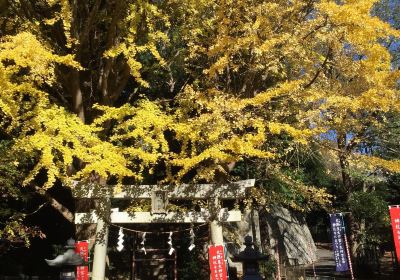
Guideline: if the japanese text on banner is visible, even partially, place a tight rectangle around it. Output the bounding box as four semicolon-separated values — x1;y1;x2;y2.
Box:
209;245;228;280
389;206;400;263
75;241;89;280
329;214;349;272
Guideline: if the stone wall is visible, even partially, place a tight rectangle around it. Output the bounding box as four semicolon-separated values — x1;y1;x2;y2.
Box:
259;205;317;265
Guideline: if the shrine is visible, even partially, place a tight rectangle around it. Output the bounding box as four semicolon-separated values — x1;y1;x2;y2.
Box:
73;179;255;279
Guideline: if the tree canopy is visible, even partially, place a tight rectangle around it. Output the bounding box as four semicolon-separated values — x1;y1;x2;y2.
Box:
0;0;399;245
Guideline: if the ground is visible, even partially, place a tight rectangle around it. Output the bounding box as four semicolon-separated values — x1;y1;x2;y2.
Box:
305;244;399;279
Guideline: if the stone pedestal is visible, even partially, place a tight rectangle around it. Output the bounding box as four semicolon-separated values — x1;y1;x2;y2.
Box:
60;267;75;280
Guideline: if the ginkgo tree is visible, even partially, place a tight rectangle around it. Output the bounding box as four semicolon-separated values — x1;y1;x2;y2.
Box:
0;0;399;267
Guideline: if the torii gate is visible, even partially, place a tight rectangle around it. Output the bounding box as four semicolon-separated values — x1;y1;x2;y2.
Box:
73;179;255;279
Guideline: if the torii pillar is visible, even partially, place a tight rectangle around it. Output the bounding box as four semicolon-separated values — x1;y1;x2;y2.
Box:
91;217;109;280
210;197;224;246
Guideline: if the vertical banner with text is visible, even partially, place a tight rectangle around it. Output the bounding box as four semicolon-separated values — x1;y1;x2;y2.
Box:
209;245;228;280
389;206;400;263
330;213;349;272
75;241;89;280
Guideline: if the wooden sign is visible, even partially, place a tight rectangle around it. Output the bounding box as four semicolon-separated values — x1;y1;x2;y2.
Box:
209;245;228;280
152;190;168;214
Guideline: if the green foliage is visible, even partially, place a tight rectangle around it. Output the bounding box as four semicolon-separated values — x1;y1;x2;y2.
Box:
232;152;333;212
349;191;389;226
259;258;277;280
348;190;391;265
0;140;42;246
0;140;23;199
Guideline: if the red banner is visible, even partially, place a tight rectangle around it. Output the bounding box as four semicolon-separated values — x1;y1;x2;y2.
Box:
75;241;89;280
390;206;400;263
209;245;228;280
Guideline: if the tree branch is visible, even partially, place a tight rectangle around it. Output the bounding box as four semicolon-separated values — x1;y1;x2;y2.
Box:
33;186;74;223
304;47;331;89
302;17;328;40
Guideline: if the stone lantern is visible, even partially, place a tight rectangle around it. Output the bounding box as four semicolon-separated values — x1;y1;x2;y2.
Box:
231;236;269;280
45;238;84;280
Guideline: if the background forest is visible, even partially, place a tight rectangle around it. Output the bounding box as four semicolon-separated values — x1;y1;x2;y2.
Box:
0;0;400;278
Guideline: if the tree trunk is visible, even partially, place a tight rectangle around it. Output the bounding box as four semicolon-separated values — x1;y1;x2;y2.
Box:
70;69;85;122
337;132;358;261
337;133;351;195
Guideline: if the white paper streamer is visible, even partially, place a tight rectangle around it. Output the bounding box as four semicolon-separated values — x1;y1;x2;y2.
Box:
188;228;195;251
140;232;147;255
117;228;124;252
168;232;175;255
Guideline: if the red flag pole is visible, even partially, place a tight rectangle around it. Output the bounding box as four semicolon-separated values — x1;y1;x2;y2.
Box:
340;214;355;280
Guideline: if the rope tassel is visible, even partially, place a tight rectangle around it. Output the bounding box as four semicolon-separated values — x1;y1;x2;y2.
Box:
188;228;195;251
140;232;147;255
168;232;175;255
117;228;124;252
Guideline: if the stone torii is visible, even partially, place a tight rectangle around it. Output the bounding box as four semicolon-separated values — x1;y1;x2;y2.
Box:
73;179;255;279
